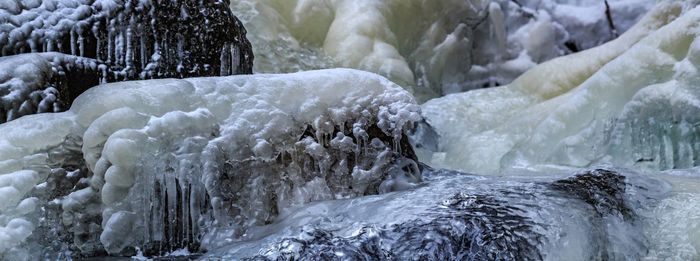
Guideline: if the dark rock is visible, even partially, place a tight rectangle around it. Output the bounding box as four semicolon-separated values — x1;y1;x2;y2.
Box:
0;0;253;123
550;168;631;218
243;193;544;261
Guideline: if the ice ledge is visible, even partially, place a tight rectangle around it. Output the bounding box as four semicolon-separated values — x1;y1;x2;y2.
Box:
0;68;422;258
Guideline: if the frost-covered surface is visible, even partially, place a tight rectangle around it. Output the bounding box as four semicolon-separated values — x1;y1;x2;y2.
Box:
231;0;652;100
421;1;700;173
0;69;421;259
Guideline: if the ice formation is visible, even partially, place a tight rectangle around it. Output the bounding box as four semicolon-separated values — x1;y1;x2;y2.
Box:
203;168;685;260
0;0;253;77
422;1;700;174
231;0;652;100
0;69;421;259
0;53;100;123
0;0;254;123
4;0;700;260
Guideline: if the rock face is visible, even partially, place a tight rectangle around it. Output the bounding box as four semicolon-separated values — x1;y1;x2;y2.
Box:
0;0;254;123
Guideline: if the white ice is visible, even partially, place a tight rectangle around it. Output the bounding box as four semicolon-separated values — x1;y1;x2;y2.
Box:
0;68;420;258
230;0;653;100
422;0;700;174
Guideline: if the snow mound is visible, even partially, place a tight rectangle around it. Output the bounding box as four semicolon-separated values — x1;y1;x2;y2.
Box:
0;69;421;259
422;1;700;174
231;0;652;100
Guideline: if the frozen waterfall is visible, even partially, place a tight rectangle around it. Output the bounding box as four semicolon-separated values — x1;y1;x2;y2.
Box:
2;0;700;260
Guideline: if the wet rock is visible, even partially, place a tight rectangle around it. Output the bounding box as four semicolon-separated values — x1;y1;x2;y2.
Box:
551;169;631;218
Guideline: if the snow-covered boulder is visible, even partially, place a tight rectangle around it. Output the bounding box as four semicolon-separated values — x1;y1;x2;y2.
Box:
0;69;421;259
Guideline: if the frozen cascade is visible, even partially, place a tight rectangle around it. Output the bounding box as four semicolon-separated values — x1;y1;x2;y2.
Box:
0;0;254;123
421;0;700;173
0;69;421;259
231;0;653;100
2;0;700;260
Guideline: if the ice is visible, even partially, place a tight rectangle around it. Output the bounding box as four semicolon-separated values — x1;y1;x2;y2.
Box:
0;0;253;77
231;0;653;100
421;1;700;173
0;0;255;123
201;168;670;260
0;69;420;258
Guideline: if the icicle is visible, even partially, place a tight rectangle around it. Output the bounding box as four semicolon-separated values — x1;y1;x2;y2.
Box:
29;36;37;53
107;27;113;63
177;33;185;74
126;27;133;70
140;27;147;71
220;44;230;76
126;15;136;72
230;45;240;75
93;21;102;61
116;29;123;67
71;29;77;55
489;2;506;62
166;174;177;250
79;35;85;57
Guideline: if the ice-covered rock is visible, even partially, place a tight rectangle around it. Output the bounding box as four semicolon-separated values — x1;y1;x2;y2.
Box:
231;0;652;100
0;0;253;77
205;168;671;260
0;69;421;259
0;0;254;123
0;53;102;123
421;1;700;173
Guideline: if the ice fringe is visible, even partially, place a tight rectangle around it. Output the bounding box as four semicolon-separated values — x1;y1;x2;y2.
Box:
0;69;421;259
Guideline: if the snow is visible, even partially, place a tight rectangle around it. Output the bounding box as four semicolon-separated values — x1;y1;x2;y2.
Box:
0;68;420;258
421;1;700;174
230;0;653;100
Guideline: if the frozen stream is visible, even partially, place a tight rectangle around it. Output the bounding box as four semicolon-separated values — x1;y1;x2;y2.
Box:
1;0;700;260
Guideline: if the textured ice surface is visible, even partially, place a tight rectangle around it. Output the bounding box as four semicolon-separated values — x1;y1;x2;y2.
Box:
422;1;700;173
0;69;421;259
0;52;101;123
231;0;652;100
201;167;700;261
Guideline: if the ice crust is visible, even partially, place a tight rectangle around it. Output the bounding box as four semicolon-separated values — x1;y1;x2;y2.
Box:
0;69;421;258
231;0;652;100
422;1;700;173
